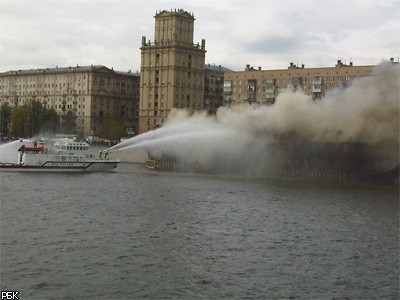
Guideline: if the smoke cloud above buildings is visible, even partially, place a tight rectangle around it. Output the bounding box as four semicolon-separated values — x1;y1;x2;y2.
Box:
111;62;399;175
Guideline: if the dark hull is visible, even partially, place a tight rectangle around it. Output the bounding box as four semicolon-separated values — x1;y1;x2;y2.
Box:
149;142;399;184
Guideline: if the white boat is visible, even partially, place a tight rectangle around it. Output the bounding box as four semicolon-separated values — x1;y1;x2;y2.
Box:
0;140;119;172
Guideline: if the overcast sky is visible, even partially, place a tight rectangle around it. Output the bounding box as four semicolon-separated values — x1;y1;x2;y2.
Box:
0;0;399;72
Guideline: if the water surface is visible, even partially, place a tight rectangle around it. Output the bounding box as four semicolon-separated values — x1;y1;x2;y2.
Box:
1;163;398;299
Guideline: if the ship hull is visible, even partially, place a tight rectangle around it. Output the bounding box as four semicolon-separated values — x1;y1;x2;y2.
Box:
148;142;399;184
0;161;119;172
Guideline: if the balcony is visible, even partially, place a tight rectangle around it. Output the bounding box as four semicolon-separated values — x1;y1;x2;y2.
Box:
312;85;322;92
266;93;275;99
223;86;232;93
312;76;322;84
245;94;256;103
291;77;302;85
223;80;232;94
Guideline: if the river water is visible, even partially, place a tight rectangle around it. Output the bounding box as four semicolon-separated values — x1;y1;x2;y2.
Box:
0;163;399;299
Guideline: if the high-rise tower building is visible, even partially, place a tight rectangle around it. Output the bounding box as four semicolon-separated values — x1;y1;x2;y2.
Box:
139;9;206;134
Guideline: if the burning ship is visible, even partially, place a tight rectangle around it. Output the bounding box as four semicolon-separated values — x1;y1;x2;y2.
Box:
146;140;399;184
266;141;398;183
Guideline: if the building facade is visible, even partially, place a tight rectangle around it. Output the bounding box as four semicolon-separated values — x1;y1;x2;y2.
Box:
204;64;231;115
0;65;140;138
223;60;375;105
139;9;206;133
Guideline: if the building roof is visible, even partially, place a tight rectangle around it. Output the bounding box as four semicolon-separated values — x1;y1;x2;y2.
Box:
0;65;140;77
155;8;194;19
205;64;232;72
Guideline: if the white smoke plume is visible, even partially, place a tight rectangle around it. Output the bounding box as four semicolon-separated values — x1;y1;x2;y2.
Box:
111;62;399;175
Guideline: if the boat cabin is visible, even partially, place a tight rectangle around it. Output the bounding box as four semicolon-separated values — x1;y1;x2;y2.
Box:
54;142;90;154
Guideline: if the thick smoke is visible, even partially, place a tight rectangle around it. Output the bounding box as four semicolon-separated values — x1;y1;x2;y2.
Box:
111;62;399;176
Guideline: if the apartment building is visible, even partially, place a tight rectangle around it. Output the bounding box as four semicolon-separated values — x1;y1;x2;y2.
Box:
223;60;375;105
0;65;140;137
204;64;231;115
139;9;206;133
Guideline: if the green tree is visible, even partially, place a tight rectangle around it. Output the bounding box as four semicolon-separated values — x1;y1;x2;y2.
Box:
99;117;123;140
0;102;12;136
26;100;44;137
61;111;77;134
9;101;61;138
41;108;60;134
10;105;28;137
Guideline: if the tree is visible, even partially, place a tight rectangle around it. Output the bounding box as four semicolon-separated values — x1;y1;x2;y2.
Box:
99;117;124;140
10;105;27;137
61;111;77;134
41;108;60;134
26;100;44;137
8;101;61;138
0;103;12;136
